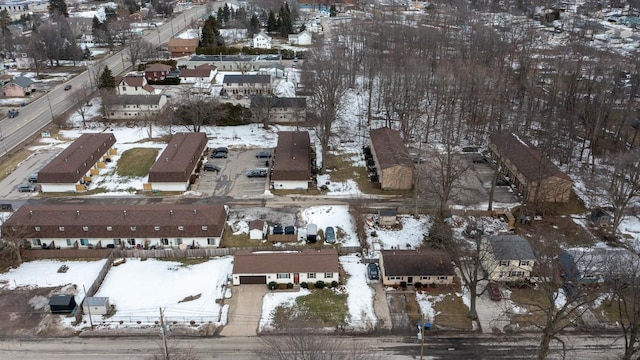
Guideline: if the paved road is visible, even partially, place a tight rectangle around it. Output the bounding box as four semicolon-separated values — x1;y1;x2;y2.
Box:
0;333;627;359
0;5;207;160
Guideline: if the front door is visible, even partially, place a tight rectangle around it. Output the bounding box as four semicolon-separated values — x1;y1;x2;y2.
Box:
407;276;413;285
294;273;300;284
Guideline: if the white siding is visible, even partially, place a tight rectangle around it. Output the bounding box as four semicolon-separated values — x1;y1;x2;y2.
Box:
40;183;79;193
148;182;189;192
272;180;308;190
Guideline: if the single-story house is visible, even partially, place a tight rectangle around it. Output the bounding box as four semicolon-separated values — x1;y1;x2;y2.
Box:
378;209;397;226
271;131;313;190
38;133;117;193
221;74;272;96
108;94;167;120
144;63;172;82
250;96;306;124
249;220;267;240
49;294;77;314
481;235;536;283
83;296;111;315
168;38;199;57
181;54;282;72
288;30;312;45
3;203;228;249
252;30;272;49
232;248;339;285
379;250;455;287
147;132;207;192
179;64;217;84
369;127;414;190
115;73;155;95
488;133;573;203
3;76;35;97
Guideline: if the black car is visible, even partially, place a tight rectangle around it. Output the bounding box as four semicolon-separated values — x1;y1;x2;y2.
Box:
367;263;379;280
214;146;228;153
64;84;72;91
211;151;227;159
203;164;221;172
256;151;272;158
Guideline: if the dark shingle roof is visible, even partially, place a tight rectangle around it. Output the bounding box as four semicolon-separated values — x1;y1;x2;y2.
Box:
233;248;339;274
10;76;34;88
489;133;571;181
486;235;536;261
223;74;271;84
369;127;413;170
38;133;116;183
272;131;311;181
250;96;306;109
381;250;454;276
148;132;207;183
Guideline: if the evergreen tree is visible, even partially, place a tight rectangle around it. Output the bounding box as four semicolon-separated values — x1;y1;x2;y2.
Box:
48;0;68;17
330;4;337;17
222;3;230;23
266;10;277;32
249;14;260;36
98;66;116;89
217;8;224;25
200;15;223;47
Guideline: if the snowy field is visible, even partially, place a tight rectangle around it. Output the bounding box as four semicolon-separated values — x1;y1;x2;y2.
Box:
91;257;233;326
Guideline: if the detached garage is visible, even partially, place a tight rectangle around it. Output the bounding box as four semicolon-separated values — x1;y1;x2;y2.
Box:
49;294;77;314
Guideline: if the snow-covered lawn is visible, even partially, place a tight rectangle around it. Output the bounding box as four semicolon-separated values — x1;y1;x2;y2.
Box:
301;205;359;246
340;255;376;330
0;259;107;304
259;288;311;332
91;257;233;325
366;215;432;251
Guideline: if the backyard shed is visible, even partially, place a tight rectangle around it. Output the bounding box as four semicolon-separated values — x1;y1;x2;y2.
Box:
249;220;267;240
83;296;111;315
49;294;77;314
378;209;397;226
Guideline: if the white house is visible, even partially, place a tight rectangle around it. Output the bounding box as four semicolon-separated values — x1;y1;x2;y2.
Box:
305;22;323;33
232;248;339;285
108;95;167;120
288;30;312;45
115;73;155;95
249;220;267;240
253;31;272;49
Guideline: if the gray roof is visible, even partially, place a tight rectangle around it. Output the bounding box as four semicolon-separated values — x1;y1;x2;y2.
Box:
85;297;109;306
250;96;306;109
189;54;281;62
118;95;163;105
486;235;536;261
223;74;271;84
11;76;34;88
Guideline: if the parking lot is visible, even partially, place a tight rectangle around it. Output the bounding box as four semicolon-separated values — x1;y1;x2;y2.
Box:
195;147;272;197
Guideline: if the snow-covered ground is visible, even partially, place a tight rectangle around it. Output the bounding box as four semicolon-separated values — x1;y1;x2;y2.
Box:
366;215;432;252
340;254;376;330
300;205;359;246
259;288;310;332
91;257;233;326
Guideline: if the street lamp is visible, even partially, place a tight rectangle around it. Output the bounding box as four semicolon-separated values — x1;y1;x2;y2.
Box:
157;29;161;44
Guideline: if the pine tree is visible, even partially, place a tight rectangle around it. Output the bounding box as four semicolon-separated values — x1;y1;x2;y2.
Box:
266;11;277;33
249;14;260;36
330;4;337;17
200;16;223;47
48;0;68;17
98;66;115;89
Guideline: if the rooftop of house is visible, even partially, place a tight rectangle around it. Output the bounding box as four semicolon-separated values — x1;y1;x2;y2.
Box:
380;250;454;276
233;248;339;274
271;131;311;181
148;132;207;183
485;235;536;261
369;127;414;170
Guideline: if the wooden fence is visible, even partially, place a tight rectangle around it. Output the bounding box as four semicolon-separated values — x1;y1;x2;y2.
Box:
73;252;116;324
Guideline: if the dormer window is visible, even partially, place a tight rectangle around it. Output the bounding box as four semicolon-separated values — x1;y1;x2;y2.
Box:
178;226;184;231
154;226;160;231
83;226;89;231
58;226;65;231
107;226;113;231
35;226;40;231
131;226;137;231
202;226;208;231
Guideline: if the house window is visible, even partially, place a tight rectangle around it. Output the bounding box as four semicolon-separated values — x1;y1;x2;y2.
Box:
387;276;402;280
131;226;136;231
421;276;431;280
155;226;160;231
83;226;89;231
519;260;530;267
59;226;64;231
499;272;505;278
66;239;72;246
122;86;126;91
127;239;135;246
113;239;121;245
202;226;208;231
308;273;316;279
161;238;169;245
277;273;290;279
80;239;89;246
509;271;524;277
32;239;41;246
500;260;509;266
107;226;113;231
178;226;184;231
437;276;448;281
324;273;333;278
176;238;182;245
34;226;40;232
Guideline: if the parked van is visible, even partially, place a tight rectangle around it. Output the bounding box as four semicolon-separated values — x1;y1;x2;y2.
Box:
307;223;318;243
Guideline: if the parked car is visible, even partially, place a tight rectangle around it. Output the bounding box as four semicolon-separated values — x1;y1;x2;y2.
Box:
211;151;227;159
28;173;38;183
203;164;221;172
325;226;336;244
367;263;379;280
487;282;502;301
272;225;284;235
284;226;295;235
246;169;267;178
256;151;272;158
64;84;72;91
214;146;228;153
18;184;37;192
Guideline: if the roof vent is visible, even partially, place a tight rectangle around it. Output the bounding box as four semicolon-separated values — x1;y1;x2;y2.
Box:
170;210;173;216
29;210;33;217
193;209;197;215
76;210;80;216
123;210;127;216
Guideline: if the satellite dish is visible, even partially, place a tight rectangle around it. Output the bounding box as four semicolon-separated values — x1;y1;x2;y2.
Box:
179;243;187;251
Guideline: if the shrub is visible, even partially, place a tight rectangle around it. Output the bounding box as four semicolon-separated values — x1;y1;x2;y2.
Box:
268;281;278;290
432;283;439;288
287;282;294;289
331;281;339;288
300;282;308;289
400;281;407;288
414;282;423;289
315;280;326;289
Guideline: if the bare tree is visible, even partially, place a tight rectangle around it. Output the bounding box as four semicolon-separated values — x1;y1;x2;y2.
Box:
607;150;640;233
127;36;155;71
70;84;94;128
174;90;223;132
606;250;640;360
256;332;378;360
0;216;28;265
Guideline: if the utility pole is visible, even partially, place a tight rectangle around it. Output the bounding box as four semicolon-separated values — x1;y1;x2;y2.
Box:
83;285;93;329
159;307;170;360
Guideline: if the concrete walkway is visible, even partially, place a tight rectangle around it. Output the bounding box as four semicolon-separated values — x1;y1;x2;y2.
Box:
371;282;393;331
219;285;267;337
